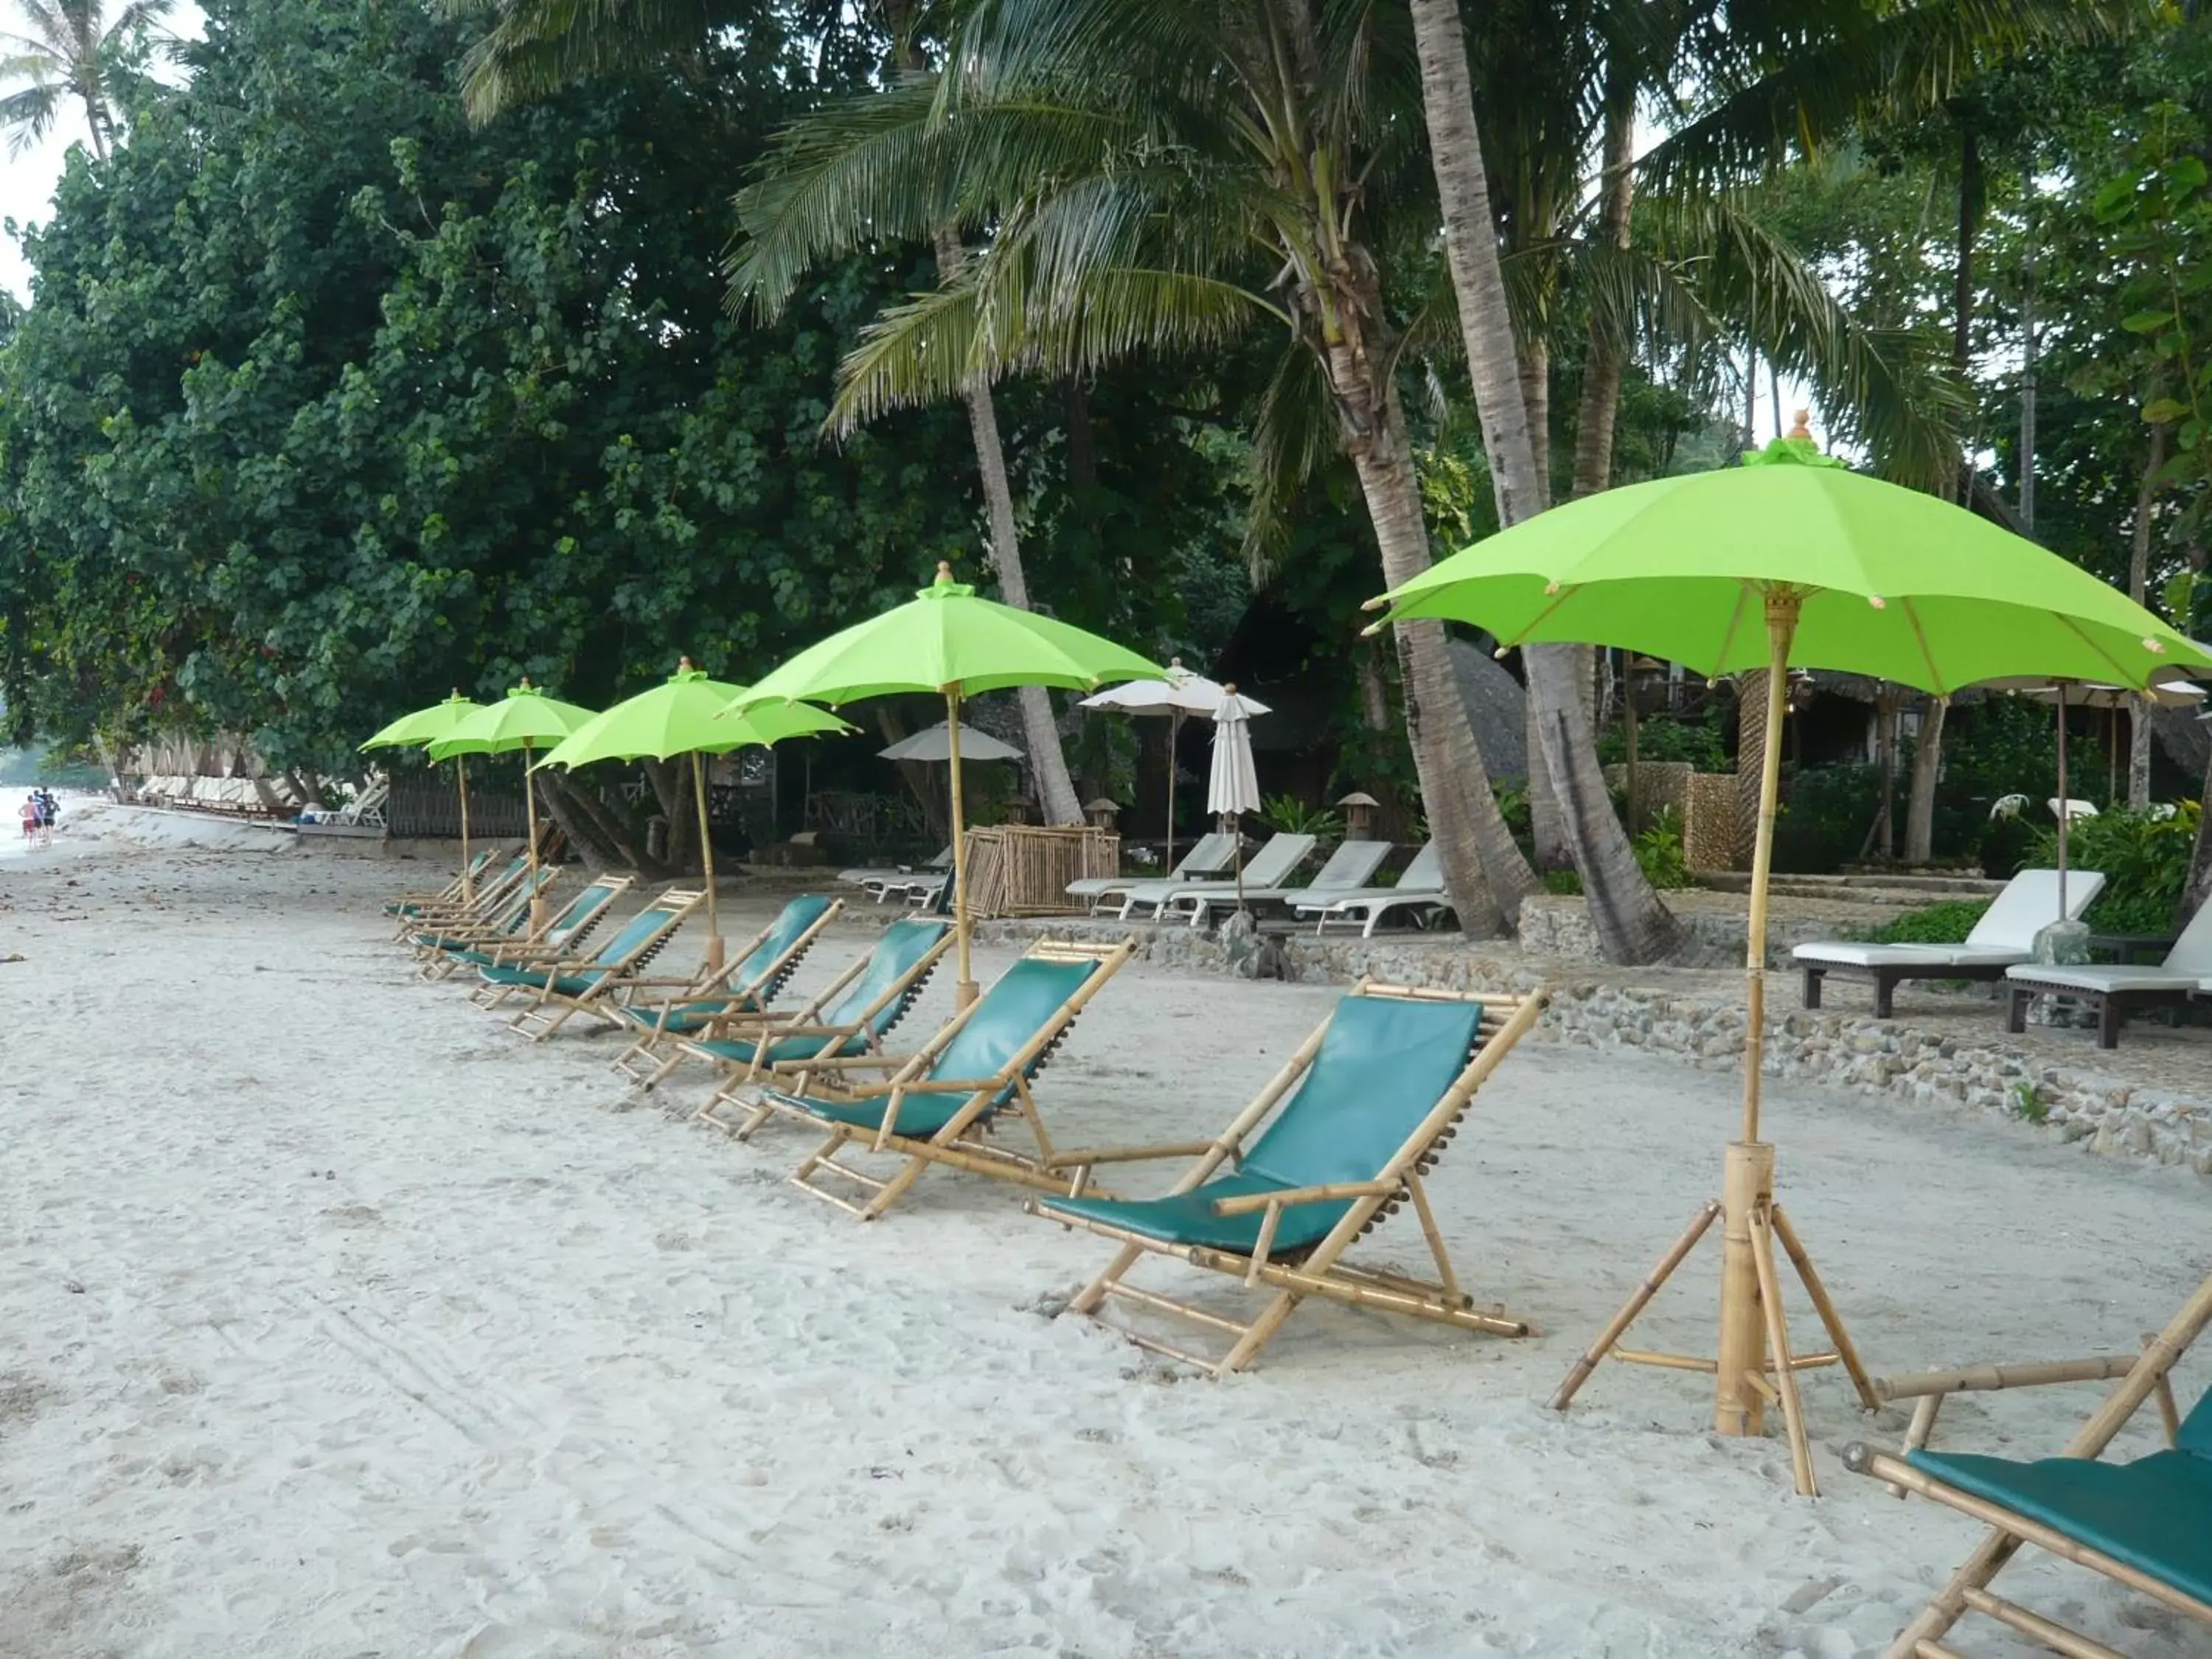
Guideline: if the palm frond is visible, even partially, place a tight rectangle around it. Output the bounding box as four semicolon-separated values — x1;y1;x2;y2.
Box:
1641;0;2135;194
828;256;1273;434
1241;338;1335;577
0;81;63;156
451;0;740;123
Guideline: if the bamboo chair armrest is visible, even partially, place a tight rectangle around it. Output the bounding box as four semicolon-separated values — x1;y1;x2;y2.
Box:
1042;1141;1218;1171
751;1022;861;1039
1870;1355;2143;1406
1211;1180;1395;1217
878;1077;999;1095
766;1054;910;1074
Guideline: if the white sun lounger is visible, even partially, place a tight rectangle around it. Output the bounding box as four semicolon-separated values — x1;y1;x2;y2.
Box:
839;846;953;903
1294;843;1450;937
1067;830;1235;914
1793;868;2106;1018
1164;838;1393;929
2004;899;2212;1048
1116;833;1316;920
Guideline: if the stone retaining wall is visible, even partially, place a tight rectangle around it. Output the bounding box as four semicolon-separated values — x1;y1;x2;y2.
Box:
972;916;2212;1179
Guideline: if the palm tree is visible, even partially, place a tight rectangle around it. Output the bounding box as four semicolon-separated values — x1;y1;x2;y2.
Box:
1404;0;2126;947
731;0;1562;933
446;0;1091;827
0;0;170;160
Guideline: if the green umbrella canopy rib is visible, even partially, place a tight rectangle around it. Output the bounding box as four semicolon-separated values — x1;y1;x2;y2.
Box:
535;661;851;768
725;565;1165;712
361;692;483;751
1371;442;2212;693
426;680;597;759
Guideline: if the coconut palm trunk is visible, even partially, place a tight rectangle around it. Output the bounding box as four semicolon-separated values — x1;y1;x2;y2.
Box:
1408;0;1680;964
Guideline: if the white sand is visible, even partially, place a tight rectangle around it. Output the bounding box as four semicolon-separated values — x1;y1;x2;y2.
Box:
1;839;2208;1658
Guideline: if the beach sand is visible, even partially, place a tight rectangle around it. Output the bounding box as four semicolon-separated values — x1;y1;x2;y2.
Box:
2;808;2207;1658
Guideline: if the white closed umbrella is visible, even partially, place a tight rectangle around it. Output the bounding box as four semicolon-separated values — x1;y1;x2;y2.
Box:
1082;658;1270;868
1208;687;1263;913
877;721;1024;764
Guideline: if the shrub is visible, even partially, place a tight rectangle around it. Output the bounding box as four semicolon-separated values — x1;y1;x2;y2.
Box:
2026;803;2200;935
1773;762;1882;874
1859;899;1990;945
1634;806;1692;889
1256;793;1344;842
1541;868;1585;894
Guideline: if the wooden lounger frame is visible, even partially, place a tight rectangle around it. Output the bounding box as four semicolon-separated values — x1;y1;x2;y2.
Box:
686;926;953;1121
1802;958;2014;1019
2005;973;2199;1049
1844;1274;2212;1659
388;850;532;940
605;897;844;1086
1032;982;1547;1377
414;867;570;979
502;888;708;1041
765;936;1136;1220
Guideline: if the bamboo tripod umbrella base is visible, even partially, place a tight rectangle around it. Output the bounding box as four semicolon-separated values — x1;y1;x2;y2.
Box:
1547;591;1877;1495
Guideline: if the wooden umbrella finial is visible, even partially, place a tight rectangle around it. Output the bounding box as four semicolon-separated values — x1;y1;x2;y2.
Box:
936;560;954;580
678;654;694;672
1787;408;1814;442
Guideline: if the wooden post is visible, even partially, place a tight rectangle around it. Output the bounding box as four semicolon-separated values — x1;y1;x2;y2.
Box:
2055;681;2070;918
1166;707;1181;872
693;748;723;970
522;735;550;933
456;753;474;902
1624;653;1641;832
946;686;976;1007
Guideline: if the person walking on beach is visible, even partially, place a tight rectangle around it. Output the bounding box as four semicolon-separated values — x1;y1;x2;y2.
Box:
20;795;43;846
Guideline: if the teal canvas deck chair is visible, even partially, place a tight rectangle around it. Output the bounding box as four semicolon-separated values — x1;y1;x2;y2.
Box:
606;894;844;1084
410;865;562;977
487;887;708;1040
445;873;632;989
1030;983;1548;1376
757;936;1136;1221
686;917;953;1119
387;851;529;939
1846;1273;2212;1658
383;846;501;918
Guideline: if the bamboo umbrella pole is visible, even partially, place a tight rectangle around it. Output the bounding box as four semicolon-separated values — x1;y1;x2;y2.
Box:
946;686;976;1007
523;739;555;931
456;754;474;902
2055;682;2070;918
1716;588;1798;1439
693;748;723;969
1166;709;1181;871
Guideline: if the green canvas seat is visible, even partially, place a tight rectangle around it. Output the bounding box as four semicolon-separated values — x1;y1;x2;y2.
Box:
605;894;843;1085
686;918;952;1119
494;887;708;1040
1040;993;1488;1252
1905;1437;2212;1607
768;951;1102;1135
1030;983;1548;1375
1848;1274;2212;1656
759;938;1135;1221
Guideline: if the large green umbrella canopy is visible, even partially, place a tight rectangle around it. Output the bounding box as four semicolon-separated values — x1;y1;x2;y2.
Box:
361;691;484;897
534;659;851;961
728;563;1165;1002
426;679;598;921
1369;431;2212;1486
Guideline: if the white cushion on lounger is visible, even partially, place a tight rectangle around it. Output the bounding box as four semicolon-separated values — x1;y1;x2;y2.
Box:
2003;964;2208;995
1794;942;2028;969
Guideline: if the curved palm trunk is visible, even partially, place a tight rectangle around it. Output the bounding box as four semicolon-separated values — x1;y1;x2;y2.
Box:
1329;351;1530;937
1409;0;1679;964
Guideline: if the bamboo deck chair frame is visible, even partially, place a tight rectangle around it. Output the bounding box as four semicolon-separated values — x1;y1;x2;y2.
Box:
444;873;632;988
606;894;844;1085
684;918;954;1117
383;846;501;918
1845;1273;2212;1659
754;936;1137;1220
494;888;709;1040
387;850;530;938
412;865;565;978
1028;983;1548;1377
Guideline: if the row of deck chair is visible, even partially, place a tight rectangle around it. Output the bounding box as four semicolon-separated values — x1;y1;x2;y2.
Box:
389;872;2212;1655
838;847;953;905
1068;834;1455;935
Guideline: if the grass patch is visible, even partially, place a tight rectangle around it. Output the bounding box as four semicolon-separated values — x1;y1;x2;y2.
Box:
1857;899;1989;945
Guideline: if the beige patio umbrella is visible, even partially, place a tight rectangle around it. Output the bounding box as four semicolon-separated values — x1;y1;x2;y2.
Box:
1082;660;1269;870
1207;687;1263;913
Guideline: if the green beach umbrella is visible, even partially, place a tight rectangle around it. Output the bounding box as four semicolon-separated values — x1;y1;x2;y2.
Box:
361;690;484;898
1368;423;2212;1490
728;562;1164;1004
428;678;597;925
534;658;851;964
